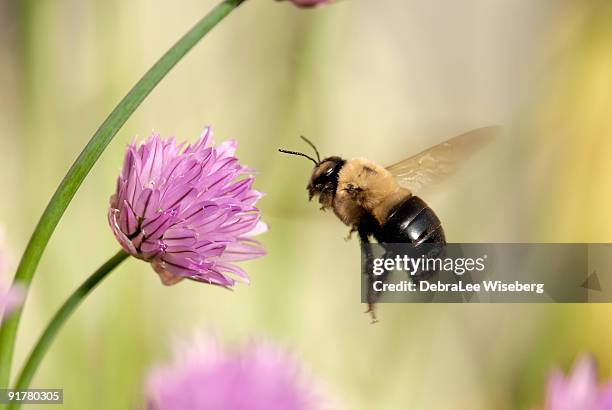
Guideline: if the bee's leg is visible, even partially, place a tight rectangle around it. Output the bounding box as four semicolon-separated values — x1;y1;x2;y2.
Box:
365;302;378;322
365;272;392;323
365;248;396;323
362;242;381;323
345;226;357;241
359;221;386;324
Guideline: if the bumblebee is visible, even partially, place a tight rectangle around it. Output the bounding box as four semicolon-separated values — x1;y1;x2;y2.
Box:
279;127;497;321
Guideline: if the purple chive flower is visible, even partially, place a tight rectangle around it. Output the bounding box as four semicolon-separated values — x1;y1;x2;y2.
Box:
108;128;266;287
144;336;327;410
543;356;612;410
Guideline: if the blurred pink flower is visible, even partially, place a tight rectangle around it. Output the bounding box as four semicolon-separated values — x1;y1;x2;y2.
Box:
544;356;612;410
0;285;23;319
108;128;266;288
280;0;331;8
0;229;23;319
144;336;327;410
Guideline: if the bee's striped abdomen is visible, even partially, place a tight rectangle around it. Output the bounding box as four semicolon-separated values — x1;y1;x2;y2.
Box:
376;195;446;245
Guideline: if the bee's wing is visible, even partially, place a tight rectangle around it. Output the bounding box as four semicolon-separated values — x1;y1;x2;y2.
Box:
386;126;499;193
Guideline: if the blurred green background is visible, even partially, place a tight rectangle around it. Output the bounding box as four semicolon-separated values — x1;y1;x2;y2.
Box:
1;0;612;408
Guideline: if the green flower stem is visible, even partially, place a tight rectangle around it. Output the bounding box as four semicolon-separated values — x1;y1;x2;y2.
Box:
0;0;246;391
7;250;129;410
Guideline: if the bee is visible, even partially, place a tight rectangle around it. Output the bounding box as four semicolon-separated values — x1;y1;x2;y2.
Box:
279;127;498;321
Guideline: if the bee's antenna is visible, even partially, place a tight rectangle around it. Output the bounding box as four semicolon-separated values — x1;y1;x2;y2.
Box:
278;149;319;166
299;135;321;163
